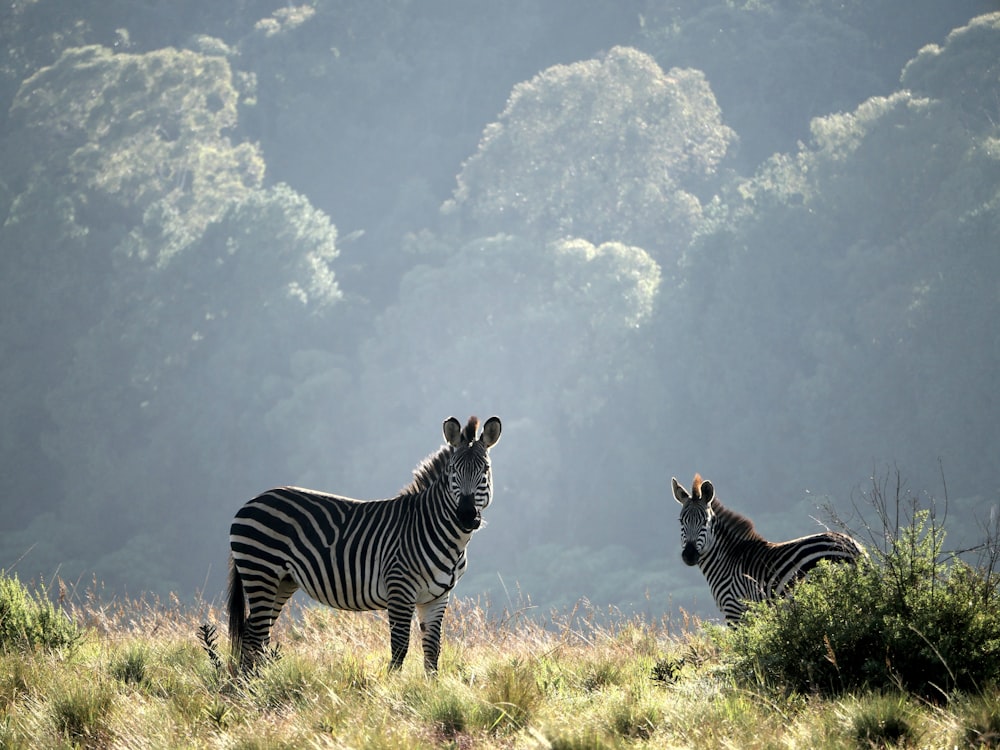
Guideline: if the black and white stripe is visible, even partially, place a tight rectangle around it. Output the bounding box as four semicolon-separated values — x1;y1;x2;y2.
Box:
672;474;863;623
228;415;501;673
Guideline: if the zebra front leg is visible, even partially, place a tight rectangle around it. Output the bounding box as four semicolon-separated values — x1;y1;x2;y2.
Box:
386;598;415;671
416;596;449;675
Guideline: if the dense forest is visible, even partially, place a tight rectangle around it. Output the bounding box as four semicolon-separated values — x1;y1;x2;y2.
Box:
0;0;997;620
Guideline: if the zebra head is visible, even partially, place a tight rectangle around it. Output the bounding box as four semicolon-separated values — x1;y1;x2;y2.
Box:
443;415;502;531
672;474;717;566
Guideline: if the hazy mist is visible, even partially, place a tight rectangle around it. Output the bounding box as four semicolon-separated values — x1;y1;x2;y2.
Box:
1;0;997;623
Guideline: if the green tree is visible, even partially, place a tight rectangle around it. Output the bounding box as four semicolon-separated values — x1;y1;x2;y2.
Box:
639;0;996;167
9;44;264;260
662;12;1000;502
0;44;258;538
0;44;341;593
28;184;342;594
900;11;1000;130
444;47;735;263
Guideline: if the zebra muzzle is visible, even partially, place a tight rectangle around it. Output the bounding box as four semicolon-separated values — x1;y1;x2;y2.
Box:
456;494;481;531
682;543;700;566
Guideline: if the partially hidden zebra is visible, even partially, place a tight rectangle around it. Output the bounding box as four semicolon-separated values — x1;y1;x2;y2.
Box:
228;415;501;673
672;473;863;623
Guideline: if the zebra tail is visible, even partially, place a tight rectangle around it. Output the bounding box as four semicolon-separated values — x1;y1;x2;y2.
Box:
227;555;246;665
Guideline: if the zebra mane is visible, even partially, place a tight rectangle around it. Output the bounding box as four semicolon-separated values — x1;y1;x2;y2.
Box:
711;496;763;542
400;444;455;495
462;416;480;444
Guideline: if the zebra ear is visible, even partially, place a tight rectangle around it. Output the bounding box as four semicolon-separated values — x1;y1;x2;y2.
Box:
671;477;690;504
480;416;501;448
443;417;463;447
700;479;715;503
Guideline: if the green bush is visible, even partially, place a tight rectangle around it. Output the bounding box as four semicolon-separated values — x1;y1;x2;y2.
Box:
0;572;80;652
726;504;1000;698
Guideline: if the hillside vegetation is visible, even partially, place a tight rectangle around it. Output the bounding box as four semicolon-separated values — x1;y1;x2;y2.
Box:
1;3;998;614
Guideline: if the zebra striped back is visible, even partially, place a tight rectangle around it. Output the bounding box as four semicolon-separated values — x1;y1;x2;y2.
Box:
671;474;863;623
228;415;501;673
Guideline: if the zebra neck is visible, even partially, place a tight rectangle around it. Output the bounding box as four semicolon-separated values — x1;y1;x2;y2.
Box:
700;500;767;567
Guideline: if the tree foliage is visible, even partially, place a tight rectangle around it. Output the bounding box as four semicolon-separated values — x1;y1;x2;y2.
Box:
445;47;735;261
0;2;996;617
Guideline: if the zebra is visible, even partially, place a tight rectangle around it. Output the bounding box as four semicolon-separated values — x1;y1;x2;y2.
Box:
228;415;501;674
672;473;863;623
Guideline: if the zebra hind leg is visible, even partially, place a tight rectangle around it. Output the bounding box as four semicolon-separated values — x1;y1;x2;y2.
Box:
416;597;449;675
241;575;298;673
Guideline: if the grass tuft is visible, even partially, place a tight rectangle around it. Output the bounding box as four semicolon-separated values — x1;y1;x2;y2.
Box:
958;691;1000;749
109;642;150;687
850;694;917;748
476;658;544;733
49;676;116;748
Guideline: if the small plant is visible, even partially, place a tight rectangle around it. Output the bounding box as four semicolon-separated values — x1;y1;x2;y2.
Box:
198;622;224;672
203;699;232;729
0;573;79;652
579;657;623;692
607;695;661;740
244;651;322;709
110;643;150;687
424;689;471;739
650;655;684;685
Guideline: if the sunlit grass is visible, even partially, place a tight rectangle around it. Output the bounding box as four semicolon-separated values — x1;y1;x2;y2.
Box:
0;584;992;749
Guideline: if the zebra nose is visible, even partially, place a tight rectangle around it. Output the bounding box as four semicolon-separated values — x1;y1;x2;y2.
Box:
456;494;480;529
682;543;699;566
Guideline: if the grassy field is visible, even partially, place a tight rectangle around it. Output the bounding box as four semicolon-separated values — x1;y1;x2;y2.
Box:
1;587;998;750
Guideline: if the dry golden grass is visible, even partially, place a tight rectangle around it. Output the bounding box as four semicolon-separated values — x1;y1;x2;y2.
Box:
0;588;995;749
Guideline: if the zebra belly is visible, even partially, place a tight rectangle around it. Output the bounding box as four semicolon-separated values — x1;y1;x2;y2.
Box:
285;546;390;612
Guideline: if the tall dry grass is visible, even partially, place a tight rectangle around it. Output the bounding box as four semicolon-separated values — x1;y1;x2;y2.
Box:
0;582;996;749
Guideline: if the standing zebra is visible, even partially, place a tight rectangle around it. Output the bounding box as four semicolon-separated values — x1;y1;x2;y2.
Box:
672;473;863;623
228;415;501;673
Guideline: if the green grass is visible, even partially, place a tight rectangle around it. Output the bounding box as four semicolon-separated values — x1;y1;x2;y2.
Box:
0;580;997;749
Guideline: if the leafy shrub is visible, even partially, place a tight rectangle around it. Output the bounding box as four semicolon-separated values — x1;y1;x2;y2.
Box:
726;477;1000;698
0;572;79;652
